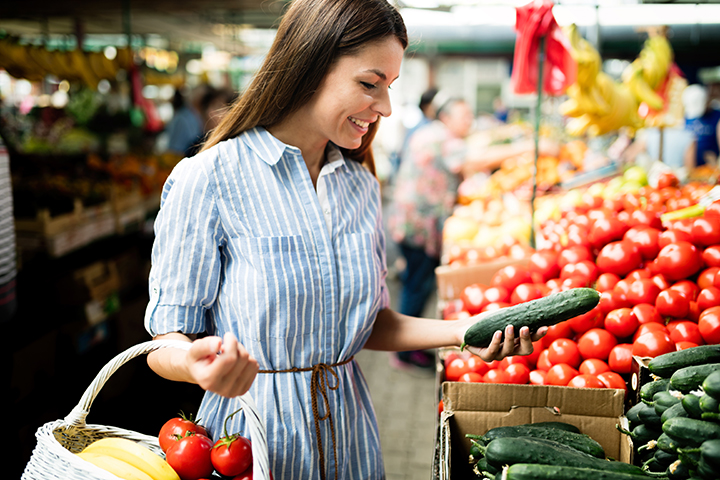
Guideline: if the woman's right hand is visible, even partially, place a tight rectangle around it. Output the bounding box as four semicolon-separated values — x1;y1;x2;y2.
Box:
186;332;259;398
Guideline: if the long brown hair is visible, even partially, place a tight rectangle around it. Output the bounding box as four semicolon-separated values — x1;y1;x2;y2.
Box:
200;0;407;175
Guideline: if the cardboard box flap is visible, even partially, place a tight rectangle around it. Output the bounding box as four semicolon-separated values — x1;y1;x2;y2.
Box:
444;382;624;418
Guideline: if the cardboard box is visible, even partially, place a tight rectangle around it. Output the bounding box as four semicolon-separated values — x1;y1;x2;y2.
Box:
435;382;632;480
630;355;654;407
435;257;528;302
56;260;120;305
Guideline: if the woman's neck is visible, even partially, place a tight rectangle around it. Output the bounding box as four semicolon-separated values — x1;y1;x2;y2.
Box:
268;116;327;189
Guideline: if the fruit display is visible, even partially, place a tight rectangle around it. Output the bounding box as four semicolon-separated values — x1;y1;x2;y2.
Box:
618;345;720;478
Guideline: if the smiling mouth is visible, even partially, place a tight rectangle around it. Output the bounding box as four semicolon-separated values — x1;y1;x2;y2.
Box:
349;117;370;128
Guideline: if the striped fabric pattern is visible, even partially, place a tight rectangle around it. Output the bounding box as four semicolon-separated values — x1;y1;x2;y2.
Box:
0;139;17;321
145;127;390;480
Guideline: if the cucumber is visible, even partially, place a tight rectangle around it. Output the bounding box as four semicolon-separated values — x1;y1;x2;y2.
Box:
682;394;704;419
648;345;720;378
616;423;662;447
654;391;683;416
700;394;720;414
662;402;690;423
641;378;672;403
667;458;691;479
657;432;686;453
476;425;604;458
663;417;720;448
703;370;720;401
627;402;647;427
671;364;720;393
637;400;664;429
482;437;646;475
525;421;581;433
473;457;498;477
699;438;720;470
461;288;600;349
497;463;658;480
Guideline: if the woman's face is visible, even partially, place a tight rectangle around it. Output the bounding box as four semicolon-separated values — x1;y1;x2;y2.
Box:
304;36;404;150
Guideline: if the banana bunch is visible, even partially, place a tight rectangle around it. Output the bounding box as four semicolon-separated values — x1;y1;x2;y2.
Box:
622;33;673;111
77;437;180;480
0;36;134;88
559;24;643;137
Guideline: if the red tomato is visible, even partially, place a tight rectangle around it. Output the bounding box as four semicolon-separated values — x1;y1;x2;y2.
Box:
596;273;621;293
626;279;661;306
483;286;511;305
651;274;671;291
598;290;630;314
612;279;633;302
670;280;700;301
498;355;530;370
460;283;488;315
442;299;466;319
692;216;720;246
699;307;720;344
632;331;676;358
159;414;210;453
547;338;581;368
656;241;703;281
626;268;652;281
467;356;490;376
668;321;705;345
510;283;544;305
529;369;547;385
166;433;215;480
699;287;720;312
483;368;511;384
541;321;574;349
656;289;691;319
596;371;628;394
633;322;669;342
589;216;629;248
676;341;699;351
211;435;253;478
699;268;720;290
579;358;610;375
536;349;553;371
689;301;701;323
545;363;579;386
445;358;470;381
528;251;560;282
604;308;639;339
631;303;663;325
707;201;720;217
624;226;661;260
596;241;642;277
657;171;680;189
562;275;591;289
628;209;662;230
659;229;693;249
505;363;531;384
231;467;275;480
524;340;543;368
568;306;604;335
607;343;634;374
458;372;484;383
491;265;533;293
577;328;618;361
703;245;720;268
482;302;511;313
558;245;593;269
560;261;599;284
567;374;604;388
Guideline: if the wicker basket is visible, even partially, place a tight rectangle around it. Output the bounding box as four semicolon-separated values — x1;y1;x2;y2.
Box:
22;339;270;480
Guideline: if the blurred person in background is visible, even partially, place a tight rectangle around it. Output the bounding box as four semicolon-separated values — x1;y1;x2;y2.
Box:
683;83;720;168
163;86;205;158
389;87;439;178
387;97;475;371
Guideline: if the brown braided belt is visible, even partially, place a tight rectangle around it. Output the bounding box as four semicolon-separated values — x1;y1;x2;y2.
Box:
258;356;354;480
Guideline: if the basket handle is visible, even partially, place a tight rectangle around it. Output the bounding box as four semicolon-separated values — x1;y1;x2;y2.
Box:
63;339;271;480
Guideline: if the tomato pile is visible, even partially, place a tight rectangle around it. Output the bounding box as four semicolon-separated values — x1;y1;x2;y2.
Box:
159;411;267;480
442;176;720;392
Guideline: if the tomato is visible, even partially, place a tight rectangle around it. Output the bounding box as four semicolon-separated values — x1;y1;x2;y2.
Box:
458;372;484;383
558;245;593;269
483;368;511;384
670;280;700;302
657;171;680;189
626;279;661;306
633;322;669;342
560;261;599;284
545;363;579;386
567;374;604;389
707;201;720;217
466;356;490;376
547;338;581;368
624;226;661;260
442;299;466;319
651;274;671;291
505;363;531;384
604;308;639;339
498;355;530;370
699;307;720;344
659;229;693;249
491;265;533;293
692;216;720;246
596;241;642;277
689;301;701;323
460;283;488;315
668;321;705;346
524;340;543;368
445;357;470;381
568;306;604;335
698;287;720;312
231;467;274;480
577;328;618;361
626;268;652;281
510;283;544;305
596;273;620;293
541;321;574;349
166;433;215;480
579;358;610;375
482;302;511;313
703;245;720;267
669;217;695;235
159;413;210;453
528;251;560;282
211;434;253;478
536;349;552;371
676;341;699;351
656;289;691;319
656;241;703;281
700;268;720;290
562;275;591;289
608;343;634;374
630;304;662;326
596;371;628;394
628;209;662;230
632;331;676;358
589;216;629;248
612;279;633;302
529;369;547;385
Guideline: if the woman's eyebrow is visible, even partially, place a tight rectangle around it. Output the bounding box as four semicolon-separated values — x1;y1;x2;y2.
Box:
364;69;386;80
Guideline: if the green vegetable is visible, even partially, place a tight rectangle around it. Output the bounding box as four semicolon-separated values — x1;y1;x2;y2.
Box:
525;421;581;433
641;378;672;403
475;425;604;458
638;401;664;429
648;345;720;378
487;463;653;480
670;364;720;393
700;394;720;414
667;458;691;479
460;288;600;349
657;432;685;453
702;370;720;401
682;394;704;419
661;402;690;424
627;402;648;427
616;423;662;447
654;391;683;416
662;417;720;448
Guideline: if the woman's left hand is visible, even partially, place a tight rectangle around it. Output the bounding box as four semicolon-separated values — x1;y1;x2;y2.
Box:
455;314;547;362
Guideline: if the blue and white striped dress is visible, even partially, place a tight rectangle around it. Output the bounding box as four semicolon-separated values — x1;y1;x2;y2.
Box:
145;127;390;480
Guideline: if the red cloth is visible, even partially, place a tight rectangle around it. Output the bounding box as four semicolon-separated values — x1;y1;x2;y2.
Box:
511;0;576;95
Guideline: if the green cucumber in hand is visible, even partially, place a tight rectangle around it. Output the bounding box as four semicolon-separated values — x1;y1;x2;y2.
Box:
461;287;600;349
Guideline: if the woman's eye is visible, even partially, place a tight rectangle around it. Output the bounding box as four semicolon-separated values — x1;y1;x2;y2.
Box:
361;82;376;90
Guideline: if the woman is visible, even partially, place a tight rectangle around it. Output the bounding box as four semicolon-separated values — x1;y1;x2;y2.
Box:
144;1;544;479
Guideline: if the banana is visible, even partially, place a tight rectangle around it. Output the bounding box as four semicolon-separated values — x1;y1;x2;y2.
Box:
82;437;180;480
78;452;154;480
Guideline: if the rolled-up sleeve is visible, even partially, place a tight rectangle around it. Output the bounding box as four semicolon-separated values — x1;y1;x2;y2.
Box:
145;157;225;337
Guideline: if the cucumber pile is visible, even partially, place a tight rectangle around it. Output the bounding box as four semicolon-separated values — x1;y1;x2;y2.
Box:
617;345;720;479
466;421;653;479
